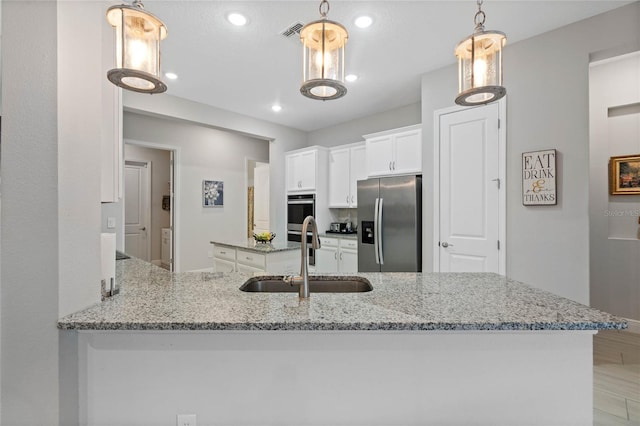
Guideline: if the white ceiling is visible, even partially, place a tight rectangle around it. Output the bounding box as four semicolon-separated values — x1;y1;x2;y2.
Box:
148;0;632;132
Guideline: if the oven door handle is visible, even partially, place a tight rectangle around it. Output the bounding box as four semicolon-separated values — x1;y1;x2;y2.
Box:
287;200;315;205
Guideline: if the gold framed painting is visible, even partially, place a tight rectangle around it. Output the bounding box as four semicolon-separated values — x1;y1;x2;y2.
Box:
609;154;640;195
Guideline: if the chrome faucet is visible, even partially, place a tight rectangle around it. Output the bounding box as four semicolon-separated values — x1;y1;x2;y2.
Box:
288;215;321;298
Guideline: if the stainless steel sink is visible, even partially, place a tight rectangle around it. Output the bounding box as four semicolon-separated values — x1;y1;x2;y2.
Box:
240;276;372;293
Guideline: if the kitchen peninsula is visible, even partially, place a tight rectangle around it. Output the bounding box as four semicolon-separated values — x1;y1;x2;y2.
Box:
210;238;301;274
59;257;625;425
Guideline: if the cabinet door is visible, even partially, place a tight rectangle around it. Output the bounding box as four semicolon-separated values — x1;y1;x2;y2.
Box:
298;150;317;191
315;247;339;273
339;249;358;273
393;129;422;174
214;258;235;273
329;148;351;207
366;136;394;177
349;145;367;207
286;150;317;192
286;154;299;192
236;263;265;274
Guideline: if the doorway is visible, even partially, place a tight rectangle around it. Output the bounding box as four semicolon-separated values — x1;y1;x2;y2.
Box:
433;100;506;273
124;142;176;271
246;159;270;237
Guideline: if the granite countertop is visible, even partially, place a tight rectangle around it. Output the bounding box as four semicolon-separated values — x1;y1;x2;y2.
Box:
211;238;301;253
58;257;627;331
320;232;358;240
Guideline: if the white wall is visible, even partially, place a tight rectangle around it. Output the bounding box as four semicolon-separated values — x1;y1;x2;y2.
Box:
421;2;640;304
122;93;308;247
125;144;171;263
589;52;640;321
124;112;269;272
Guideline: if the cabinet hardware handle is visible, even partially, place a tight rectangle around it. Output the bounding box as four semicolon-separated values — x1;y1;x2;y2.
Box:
339;253;343;260
351;196;354;203
389;161;392;170
334;252;337;260
346;195;349;203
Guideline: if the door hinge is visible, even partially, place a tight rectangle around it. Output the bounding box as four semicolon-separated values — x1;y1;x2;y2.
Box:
497;240;500;250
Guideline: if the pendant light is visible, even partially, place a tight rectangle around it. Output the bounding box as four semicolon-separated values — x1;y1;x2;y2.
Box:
300;0;348;100
454;0;506;106
106;0;168;94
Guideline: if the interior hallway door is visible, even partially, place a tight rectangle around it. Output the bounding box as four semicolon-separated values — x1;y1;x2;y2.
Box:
124;161;151;261
437;102;505;273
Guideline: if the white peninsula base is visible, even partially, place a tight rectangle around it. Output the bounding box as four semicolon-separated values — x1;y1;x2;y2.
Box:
69;330;595;425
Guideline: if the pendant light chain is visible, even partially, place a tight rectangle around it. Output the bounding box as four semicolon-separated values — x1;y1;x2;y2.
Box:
474;0;486;31
319;0;330;18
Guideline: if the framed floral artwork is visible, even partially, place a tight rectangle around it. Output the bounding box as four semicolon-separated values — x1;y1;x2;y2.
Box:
203;180;224;207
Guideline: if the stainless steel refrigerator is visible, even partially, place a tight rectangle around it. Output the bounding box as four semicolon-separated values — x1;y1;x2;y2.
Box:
357;175;422;272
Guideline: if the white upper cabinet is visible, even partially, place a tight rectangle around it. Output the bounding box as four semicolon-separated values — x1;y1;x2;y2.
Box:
286;149;317;192
365;124;422;177
349;144;367;206
328;143;366;208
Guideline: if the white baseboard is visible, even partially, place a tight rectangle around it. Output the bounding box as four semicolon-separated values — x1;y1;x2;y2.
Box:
623;318;640;334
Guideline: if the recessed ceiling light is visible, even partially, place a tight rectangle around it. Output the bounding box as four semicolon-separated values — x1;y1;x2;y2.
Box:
272;105;282;112
227;13;247;26
165;72;178;80
354;16;373;29
345;74;358;82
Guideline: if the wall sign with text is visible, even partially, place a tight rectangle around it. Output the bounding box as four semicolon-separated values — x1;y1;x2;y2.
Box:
522;149;557;206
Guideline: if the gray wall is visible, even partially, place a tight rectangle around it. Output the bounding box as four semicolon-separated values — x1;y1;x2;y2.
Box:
2;1;108;424
307;103;421;147
589;53;640;321
122;93;308;248
124;113;269;272
421;2;640;304
125;144;172;264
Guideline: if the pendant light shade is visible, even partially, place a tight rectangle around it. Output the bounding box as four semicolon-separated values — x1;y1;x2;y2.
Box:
106;0;168;94
455;1;506;106
300;0;348;100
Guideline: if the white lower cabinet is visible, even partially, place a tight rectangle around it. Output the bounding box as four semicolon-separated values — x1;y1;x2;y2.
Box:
212;243;300;274
315;237;358;273
214;258;236;273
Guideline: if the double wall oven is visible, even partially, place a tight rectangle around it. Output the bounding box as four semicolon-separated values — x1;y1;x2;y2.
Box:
287;194;316;265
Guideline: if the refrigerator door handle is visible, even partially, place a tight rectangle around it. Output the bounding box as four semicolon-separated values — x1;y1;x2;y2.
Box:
374;197;380;265
378;197;384;265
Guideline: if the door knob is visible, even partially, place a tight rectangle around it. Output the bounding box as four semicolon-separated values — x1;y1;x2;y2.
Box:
140;227;146;231
441;242;453;248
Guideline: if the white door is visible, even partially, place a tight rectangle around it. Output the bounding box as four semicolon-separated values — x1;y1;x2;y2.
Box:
437;102;504;273
253;163;270;234
124;161;151;261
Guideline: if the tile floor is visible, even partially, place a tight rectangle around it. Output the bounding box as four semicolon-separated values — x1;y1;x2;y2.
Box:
594;329;640;426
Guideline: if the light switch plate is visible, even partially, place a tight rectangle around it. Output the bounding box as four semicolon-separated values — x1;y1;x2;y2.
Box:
107;217;116;229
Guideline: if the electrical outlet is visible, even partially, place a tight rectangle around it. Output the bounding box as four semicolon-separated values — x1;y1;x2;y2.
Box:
177;414;196;426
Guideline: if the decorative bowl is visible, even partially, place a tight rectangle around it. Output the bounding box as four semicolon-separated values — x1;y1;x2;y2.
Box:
253;232;275;243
